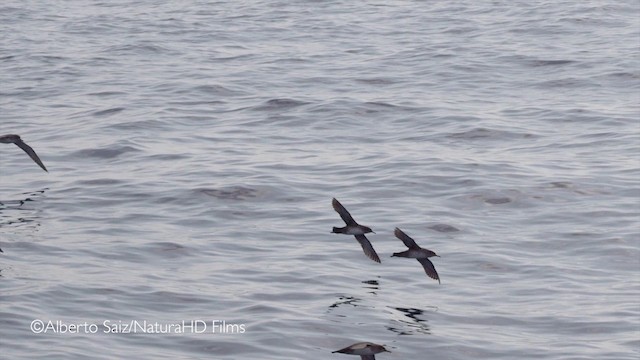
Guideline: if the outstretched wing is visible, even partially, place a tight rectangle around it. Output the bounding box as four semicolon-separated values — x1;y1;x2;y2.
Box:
355;234;381;263
14;138;48;172
417;258;440;284
332;198;356;225
394;227;420;250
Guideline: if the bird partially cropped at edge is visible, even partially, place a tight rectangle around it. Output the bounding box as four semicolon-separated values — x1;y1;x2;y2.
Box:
0;134;48;172
331;198;381;263
392;227;441;283
332;342;390;359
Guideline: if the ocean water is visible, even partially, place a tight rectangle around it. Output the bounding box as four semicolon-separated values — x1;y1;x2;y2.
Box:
1;1;639;359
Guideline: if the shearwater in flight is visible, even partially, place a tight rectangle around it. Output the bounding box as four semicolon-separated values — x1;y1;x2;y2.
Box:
331;198;381;263
392;227;441;283
332;342;390;359
0;134;48;172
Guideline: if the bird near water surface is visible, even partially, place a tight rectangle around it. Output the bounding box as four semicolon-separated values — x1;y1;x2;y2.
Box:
392;227;441;283
0;134;48;172
332;342;390;359
331;198;381;263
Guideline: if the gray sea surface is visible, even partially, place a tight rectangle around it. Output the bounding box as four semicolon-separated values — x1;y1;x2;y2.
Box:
1;1;639;359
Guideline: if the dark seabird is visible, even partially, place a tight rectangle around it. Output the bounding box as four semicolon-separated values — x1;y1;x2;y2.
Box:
392;227;440;283
333;342;390;359
0;134;48;172
331;198;381;263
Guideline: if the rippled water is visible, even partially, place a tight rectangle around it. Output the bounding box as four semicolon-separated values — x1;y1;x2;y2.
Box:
1;1;639;359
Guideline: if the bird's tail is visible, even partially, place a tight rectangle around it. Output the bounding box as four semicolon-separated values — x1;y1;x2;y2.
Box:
391;251;408;257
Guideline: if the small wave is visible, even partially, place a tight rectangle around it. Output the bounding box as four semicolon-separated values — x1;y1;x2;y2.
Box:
447;127;534;141
485;197;512;205
428;224;460;232
251;98;308;111
528;59;575;67
72;145;140;159
92;107;125;117
196;186;258;200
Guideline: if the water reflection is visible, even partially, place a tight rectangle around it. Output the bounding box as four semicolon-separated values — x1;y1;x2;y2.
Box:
328;279;381;314
0;188;47;229
360;279;380;294
386;306;435;335
328;296;362;311
361;279;379;289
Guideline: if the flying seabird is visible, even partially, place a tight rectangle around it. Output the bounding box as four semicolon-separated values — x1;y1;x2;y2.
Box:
392;227;441;283
332;342;390;359
0;134;48;172
331;198;381;263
